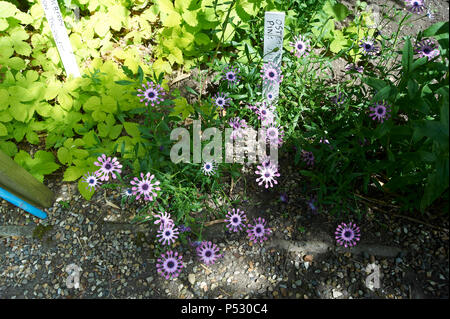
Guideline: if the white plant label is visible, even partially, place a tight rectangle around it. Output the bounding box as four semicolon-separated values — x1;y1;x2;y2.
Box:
365;263;381;291
263;11;285;103
40;0;81;78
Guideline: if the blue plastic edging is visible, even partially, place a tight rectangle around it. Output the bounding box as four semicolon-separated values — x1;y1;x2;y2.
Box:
0;186;47;219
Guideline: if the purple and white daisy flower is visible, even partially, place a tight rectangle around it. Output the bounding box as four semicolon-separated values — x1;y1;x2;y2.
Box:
290;35;311;58
196;241;223;265
82;172;101;191
255;163;280;188
189;239;203;248
332;92;345;106
279;192;289;203
225;208;247;232
130;172;161;201
359;38;380;56
179;225;191;233
301;150;315;167
265;124;284;147
222;64;241;87
404;0;426;14
259;155;275;168
344;63;364;73
415;38;440;60
261;61;283;87
266;92;276;103
212;92;231;109
156;250;184;279
247;217;271;244
307;196;318;214
157;223;180;246
153;211;174;229
93;154;122;181
122;188;133;197
369;101;391;123
229;117;248;140
256;102;276;123
335;222;361;248
137;81;166;107
201;161;217;176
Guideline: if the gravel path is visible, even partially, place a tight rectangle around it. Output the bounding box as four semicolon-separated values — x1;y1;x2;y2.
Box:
1;158;448;299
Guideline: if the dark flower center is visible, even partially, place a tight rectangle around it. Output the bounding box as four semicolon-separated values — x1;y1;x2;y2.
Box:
377;107;385;114
256;227;262;233
297;43;303;50
227;73;235;80
344;231;352;238
217;99;223;105
105;163;112;170
167;261;175;268
165;231;171;236
148;91;155;98
142;184;149;190
232;217;239;223
205;251;212;257
365;44;372;50
423;47;431;54
264;173;271;178
89;179;95;184
205;164;211;169
268;71;275;78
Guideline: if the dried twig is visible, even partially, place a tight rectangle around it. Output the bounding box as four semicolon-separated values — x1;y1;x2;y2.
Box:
204;219;225;227
170;72;191;85
199;263;213;273
354;193;400;208
104;192;120;210
361;198;449;232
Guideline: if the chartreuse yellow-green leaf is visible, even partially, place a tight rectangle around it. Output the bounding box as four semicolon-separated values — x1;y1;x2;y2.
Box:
0;1;17;18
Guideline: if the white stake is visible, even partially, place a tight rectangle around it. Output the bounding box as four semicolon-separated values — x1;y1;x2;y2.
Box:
40;0;81;78
263;11;285;104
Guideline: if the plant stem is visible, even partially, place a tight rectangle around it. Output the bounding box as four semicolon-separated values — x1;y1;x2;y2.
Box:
211;0;237;63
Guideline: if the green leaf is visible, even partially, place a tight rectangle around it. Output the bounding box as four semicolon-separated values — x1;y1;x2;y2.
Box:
182;10;198;27
124;122;141;138
63;166;86;182
402;38;413;75
115;80;134;85
331;3;349;21
408;79;419;99
194;32;210;46
0;141;17;156
363;77;388;91
423;21;449;37
0;122;7;136
162;11;182;27
413;120;449;147
0;1;17;18
420;157;449;211
57;147;72;165
170;97;194;120
0;18;9;31
109;124;123;140
78;178;95;200
94;17;110;37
